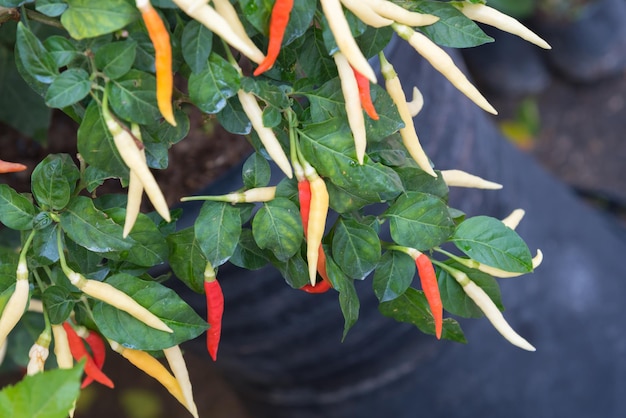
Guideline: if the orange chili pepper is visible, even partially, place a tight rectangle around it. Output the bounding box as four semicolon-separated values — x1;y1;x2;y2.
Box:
253;0;294;76
352;66;379;120
136;0;176;126
0;159;27;174
413;252;442;339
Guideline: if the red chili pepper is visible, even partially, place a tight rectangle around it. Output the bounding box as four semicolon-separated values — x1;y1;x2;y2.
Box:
298;179;311;233
0;159;27;174
253;0;294;76
62;322;114;388
204;276;224;361
81;330;107;388
415;253;442;339
300;246;332;293
352;66;379;120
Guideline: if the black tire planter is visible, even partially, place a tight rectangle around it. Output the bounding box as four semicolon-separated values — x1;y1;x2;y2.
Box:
168;39;626;418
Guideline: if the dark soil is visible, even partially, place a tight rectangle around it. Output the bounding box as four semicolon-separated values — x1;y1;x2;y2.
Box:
1;55;625;418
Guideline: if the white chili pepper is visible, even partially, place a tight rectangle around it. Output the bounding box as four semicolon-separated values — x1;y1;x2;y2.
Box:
501;209;525;230
102;96;171;223
320;0;377;83
67;271;173;333
444;265;535;351
393;23;497;115
27;298;43;313
339;0;393;28
164;345;199;418
0;261;30;347
52;324;74;370
211;0;261;55
406;86;424;117
27;340;50;376
123;124;146;237
436;247;543;278
363;0;439;27
456;3;551;50
440;169;503;189
380;52;436;177
181;186;277;204
334;52;368;164
171;0;265;63
238;90;293;179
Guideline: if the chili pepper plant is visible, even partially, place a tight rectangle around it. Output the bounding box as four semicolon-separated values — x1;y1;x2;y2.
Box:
0;0;546;416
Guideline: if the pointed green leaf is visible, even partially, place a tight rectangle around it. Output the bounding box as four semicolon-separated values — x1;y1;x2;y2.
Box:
379;288;466;343
59;196;133;253
270;251;310;289
167;227;208;294
42;286;75;324
325;252;359;340
36;0;68;17
194;201;242;267
94;40;137;80
15;22;58;84
45;68;91;108
189;53;240;114
452;216;532;273
181;20;213;74
109;69;160;124
60;0;138;40
231;229;270;271
332;218;381;280
384;191;455;251
0;184;37;230
373;250;416;302
0;364;83;418
242;152;271;189
42;36;79;67
91;273;208;351
252;198;303;261
31;154;80;210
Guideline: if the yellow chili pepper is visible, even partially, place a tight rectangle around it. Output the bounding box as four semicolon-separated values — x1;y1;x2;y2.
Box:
303;162;329;286
52;324;74;370
393;23;497;115
379;52;436;177
110;341;195;416
164;346;199;418
333;52;367;164
123;124;146;237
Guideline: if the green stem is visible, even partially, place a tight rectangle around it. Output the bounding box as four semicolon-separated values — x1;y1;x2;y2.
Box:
19;6;64;29
18;230;37;266
180;195;230;202
56;227;73;277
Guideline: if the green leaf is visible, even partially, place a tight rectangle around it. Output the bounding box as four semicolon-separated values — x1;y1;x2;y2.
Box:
252;198;303;261
30;223;59;267
15;22;58;84
91;273;208;350
77;100;128;177
410;1;493;48
355;25;393;59
104;208;169;267
437;261;503;318
109;69;161;124
299;119;404;200
296;27;336;84
42;286;75;324
0;48;50;140
36;0;68;17
44;68;91;108
217;96;251;134
373;250;415;302
332;218;381;280
0;184;37;230
325;253;359;340
270;251;309;288
230;229;269;271
384;191;455;251
188;53;240;114
379;288;466;343
181;20;213;74
59;196;134;253
452;216;532;273
0;364;83;418
95;40;137;80
194;201;242;267
43;36;79;67
395;167;449;199
0;0;33;6
242;152;271;189
326;181;381;213
61;0;139;40
167;227;208;294
31;154;79;210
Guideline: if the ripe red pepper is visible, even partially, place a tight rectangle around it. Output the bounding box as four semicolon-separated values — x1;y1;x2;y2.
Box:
253;0;294;76
0;159;27;174
81;330;107;388
298;179;312;233
414;253;442;339
352;66;379;120
300;246;332;293
62;322;114;388
204;274;224;361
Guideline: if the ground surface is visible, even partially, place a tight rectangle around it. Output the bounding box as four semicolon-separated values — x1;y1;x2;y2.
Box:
1;50;625;418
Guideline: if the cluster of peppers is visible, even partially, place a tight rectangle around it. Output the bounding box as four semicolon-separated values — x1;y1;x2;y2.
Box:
0;0;553;416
